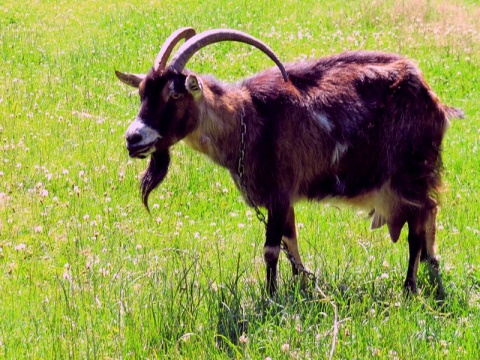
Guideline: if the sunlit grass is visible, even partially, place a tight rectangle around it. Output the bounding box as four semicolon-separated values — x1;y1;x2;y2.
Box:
0;0;479;358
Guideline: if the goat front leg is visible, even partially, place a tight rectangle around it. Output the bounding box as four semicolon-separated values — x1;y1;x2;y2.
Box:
264;199;290;296
282;206;304;276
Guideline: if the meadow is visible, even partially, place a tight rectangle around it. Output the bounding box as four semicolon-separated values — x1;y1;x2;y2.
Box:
0;0;479;358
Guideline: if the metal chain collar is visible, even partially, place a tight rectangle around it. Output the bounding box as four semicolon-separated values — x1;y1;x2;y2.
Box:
236;107;317;281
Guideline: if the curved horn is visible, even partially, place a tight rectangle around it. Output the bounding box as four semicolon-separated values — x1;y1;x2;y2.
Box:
168;29;288;82
153;27;196;72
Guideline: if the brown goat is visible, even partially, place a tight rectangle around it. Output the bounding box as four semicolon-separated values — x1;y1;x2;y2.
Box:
116;27;463;295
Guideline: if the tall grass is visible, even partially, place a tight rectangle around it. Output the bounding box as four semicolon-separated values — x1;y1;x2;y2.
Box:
0;0;479;358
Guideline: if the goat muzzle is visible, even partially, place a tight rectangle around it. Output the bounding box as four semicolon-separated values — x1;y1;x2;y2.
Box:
126;139;159;159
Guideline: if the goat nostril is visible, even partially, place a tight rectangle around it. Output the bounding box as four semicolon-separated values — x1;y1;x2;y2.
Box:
127;133;143;145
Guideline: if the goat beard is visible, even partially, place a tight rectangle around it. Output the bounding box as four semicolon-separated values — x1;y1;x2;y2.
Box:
141;148;170;211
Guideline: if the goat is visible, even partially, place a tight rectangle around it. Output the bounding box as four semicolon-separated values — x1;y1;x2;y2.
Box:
115;27;463;295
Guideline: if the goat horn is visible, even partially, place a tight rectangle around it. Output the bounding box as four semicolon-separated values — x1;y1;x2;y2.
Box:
153;27;196;72
168;29;288;82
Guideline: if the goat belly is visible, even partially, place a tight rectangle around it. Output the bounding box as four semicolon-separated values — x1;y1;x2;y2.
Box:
304;172;381;201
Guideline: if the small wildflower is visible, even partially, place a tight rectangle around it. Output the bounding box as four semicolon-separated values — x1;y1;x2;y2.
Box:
281;343;290;353
40;189;49;197
180;333;194;342
63;271;71;281
388;350;398;360
15;243;26;251
34;225;43;233
239;334;249;344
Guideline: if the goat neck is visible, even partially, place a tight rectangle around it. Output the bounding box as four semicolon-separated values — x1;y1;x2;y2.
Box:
183;76;252;171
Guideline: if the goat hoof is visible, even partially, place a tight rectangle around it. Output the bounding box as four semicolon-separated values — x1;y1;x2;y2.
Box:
403;280;418;295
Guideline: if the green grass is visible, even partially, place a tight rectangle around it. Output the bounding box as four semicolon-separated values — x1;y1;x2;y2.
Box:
1;0;479;358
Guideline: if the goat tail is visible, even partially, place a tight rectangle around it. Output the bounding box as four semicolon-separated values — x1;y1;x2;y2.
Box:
444;106;465;120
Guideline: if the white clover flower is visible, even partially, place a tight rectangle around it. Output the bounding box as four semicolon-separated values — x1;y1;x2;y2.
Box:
15;244;26;251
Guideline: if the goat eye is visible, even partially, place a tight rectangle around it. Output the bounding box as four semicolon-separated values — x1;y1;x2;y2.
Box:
171;93;183;100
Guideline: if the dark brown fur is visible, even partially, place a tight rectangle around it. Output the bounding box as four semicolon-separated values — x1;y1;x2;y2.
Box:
119;50;463;295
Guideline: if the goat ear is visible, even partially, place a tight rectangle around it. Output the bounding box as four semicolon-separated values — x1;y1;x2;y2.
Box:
115;70;146;88
185;75;203;98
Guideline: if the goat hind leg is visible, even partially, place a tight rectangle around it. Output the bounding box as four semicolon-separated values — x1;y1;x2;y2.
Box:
405;202;442;294
405;210;425;293
421;203;445;297
420;202;439;270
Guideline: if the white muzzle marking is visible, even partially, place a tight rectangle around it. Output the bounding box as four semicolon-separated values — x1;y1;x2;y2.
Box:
125;118;162;158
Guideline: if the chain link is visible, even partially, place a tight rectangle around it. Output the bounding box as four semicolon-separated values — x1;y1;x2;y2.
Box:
280;243;317;281
237;107;268;228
